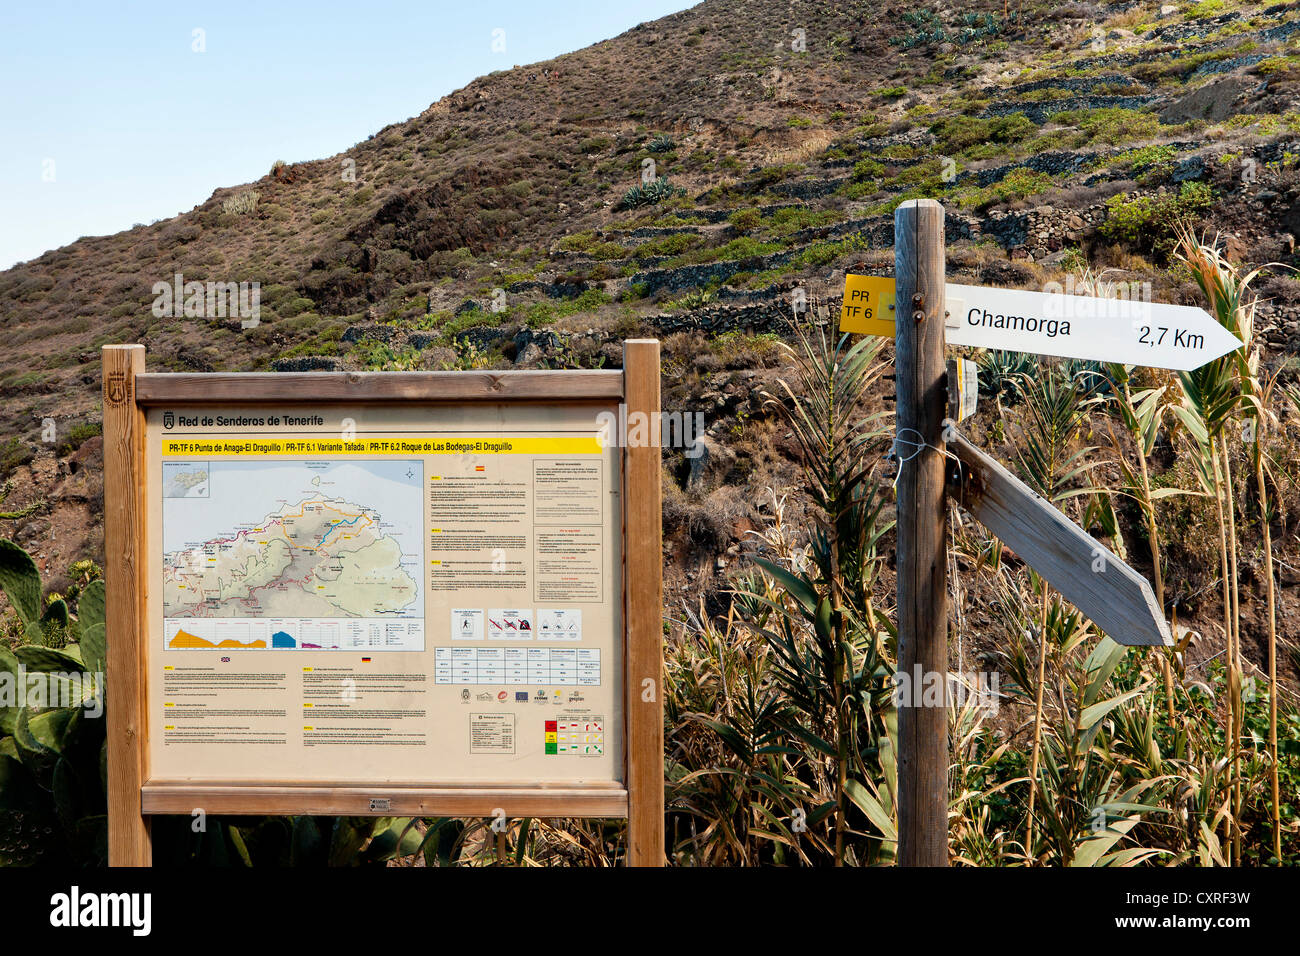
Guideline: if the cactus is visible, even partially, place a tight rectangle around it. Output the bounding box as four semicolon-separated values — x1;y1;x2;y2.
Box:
0;539;106;864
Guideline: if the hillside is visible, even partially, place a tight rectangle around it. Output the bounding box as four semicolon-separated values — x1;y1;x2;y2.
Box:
4;0;1300;685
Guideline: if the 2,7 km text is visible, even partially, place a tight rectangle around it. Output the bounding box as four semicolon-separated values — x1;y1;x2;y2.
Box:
1136;325;1205;351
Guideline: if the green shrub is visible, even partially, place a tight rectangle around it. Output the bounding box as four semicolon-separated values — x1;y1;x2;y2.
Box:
57;422;102;457
931;112;1035;155
589;241;629;261
1099;182;1215;258
1257;55;1300;76
673;235;783;266
852;158;887;181
578;135;612;153
947;167;1054;211
1052;107;1161;146
729;207;763;233
768;207;845;235
635;232;702;257
557;231;597;253
0;437;34;479
1110;144;1176;174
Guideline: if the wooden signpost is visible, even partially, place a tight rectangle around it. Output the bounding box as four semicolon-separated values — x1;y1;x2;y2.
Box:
872;198;1200;866
101;341;665;867
893;199;950;868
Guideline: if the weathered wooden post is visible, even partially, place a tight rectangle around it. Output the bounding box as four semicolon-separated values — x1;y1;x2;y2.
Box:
893;199;950;866
623;339;665;866
102;344;152;866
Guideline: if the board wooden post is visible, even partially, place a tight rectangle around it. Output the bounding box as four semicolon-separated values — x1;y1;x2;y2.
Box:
894;199;950;867
623;340;665;866
102;344;152;866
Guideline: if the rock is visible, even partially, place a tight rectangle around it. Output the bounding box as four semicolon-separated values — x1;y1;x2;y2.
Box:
341;324;397;344
68;436;102;475
513;327;563;357
1170;155;1206;183
1159;77;1256;124
599;343;624;368
456;326;509;351
271;356;340;372
515;343;543;366
1218;234;1249;262
1160;3;1179;15
16;520;49;543
420;346;458;368
685;435;735;493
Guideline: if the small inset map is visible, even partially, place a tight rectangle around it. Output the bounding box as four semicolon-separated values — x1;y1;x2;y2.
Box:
163;462;210;498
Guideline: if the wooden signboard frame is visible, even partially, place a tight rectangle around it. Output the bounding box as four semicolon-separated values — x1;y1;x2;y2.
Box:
101;341;664;867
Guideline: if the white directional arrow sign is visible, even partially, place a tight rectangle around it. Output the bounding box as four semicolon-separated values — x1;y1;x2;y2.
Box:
841;275;1243;371
943;283;1242;371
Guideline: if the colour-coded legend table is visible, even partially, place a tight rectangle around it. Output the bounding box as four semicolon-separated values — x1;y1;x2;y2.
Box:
545;718;603;755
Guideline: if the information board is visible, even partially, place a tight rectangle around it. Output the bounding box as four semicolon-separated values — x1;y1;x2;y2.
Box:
146;403;623;785
101;343;665;866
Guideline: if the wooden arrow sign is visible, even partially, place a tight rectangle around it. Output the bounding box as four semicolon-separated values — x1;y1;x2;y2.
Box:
944;282;1241;371
841;275;1241;371
945;425;1172;647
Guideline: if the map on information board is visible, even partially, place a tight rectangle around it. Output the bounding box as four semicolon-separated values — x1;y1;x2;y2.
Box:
161;459;424;651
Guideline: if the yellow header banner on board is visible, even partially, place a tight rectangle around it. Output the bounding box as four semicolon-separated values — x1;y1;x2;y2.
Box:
161;436;603;456
840;274;896;336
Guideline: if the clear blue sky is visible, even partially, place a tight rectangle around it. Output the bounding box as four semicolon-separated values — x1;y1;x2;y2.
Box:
0;0;695;271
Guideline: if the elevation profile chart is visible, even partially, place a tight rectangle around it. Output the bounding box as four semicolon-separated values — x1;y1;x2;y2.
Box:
161;459;425;651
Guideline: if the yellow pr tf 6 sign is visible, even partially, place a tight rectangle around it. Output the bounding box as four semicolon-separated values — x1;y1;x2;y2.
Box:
839;274;897;337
